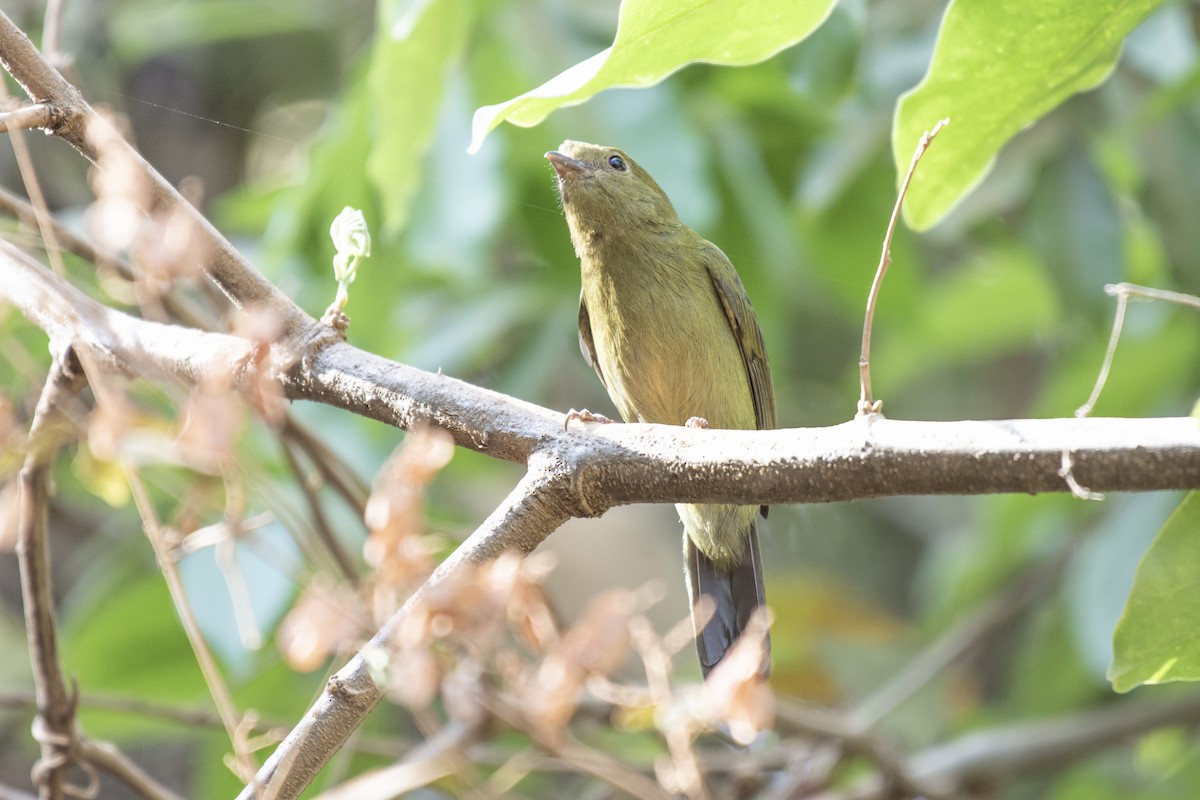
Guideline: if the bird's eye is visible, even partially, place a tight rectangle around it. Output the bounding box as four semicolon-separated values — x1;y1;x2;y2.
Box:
608;154;627;171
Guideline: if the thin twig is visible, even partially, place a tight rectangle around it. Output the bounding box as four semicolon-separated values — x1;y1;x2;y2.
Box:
0;184;220;328
908;690;1200;788
124;468;260;784
0;691;273;738
857;117;949;417
1076;282;1200;418
485;694;672;800
281;416;369;514
1076;285;1131;420
278;434;361;585
17;349;88;800
41;0;67;66
1;86;66;280
0;782;39;800
0;688;419;760
1066;282;1200;499
309;720;482;800
0;103;53;132
79;738;184;800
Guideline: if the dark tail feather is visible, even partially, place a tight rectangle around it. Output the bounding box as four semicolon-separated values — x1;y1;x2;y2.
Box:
686;523;770;678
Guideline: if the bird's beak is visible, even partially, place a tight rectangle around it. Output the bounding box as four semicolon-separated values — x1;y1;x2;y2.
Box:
545;151;587;178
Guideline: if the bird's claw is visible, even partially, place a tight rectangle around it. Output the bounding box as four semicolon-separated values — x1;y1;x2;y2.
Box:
685;416;710;429
565;408;613;430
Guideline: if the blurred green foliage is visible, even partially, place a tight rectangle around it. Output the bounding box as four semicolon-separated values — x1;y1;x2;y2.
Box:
2;0;1200;796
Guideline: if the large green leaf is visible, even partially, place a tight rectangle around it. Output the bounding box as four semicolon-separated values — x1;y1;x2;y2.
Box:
467;0;837;154
368;0;471;233
894;0;1162;230
1109;491;1200;692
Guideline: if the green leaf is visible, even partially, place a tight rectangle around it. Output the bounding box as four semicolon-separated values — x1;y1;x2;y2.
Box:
367;0;472;233
468;0;837;154
1109;491;1200;692
894;0;1162;230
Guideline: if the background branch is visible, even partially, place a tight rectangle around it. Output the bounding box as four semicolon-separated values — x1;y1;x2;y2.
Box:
17;349;86;800
907;692;1200;793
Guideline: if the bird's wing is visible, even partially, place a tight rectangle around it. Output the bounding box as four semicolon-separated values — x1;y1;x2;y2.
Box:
702;243;777;432
578;293;608;389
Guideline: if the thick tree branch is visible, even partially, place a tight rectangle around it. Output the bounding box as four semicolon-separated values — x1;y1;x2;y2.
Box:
5;234;1199;513
291;340;1200;501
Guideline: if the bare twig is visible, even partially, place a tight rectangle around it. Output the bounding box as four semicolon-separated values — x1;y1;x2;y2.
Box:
17;349;88;800
908;691;1200;789
0;184;107;266
1;84;66;281
309;720;481;800
14;348;194;800
280;416;369;516
1077;282;1200;418
41;0;68;67
0;183;224;330
798;692;1200;800
857;117;949;417
0;783;39;800
1065;282;1200;499
79;738;184;800
0;103;53;132
279;434;361;585
485;693;672;800
0;240;270;388
125;469;259;784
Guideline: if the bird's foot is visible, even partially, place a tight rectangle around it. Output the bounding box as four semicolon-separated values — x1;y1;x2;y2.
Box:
685;416;710;429
565;408;614;430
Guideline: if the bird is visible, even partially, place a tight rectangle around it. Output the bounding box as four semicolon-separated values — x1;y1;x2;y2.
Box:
546;140;776;678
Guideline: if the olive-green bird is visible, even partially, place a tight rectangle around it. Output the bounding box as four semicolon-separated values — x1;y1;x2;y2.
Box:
546;140;776;678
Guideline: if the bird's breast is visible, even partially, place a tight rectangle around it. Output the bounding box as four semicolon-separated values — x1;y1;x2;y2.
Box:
581;251;754;431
